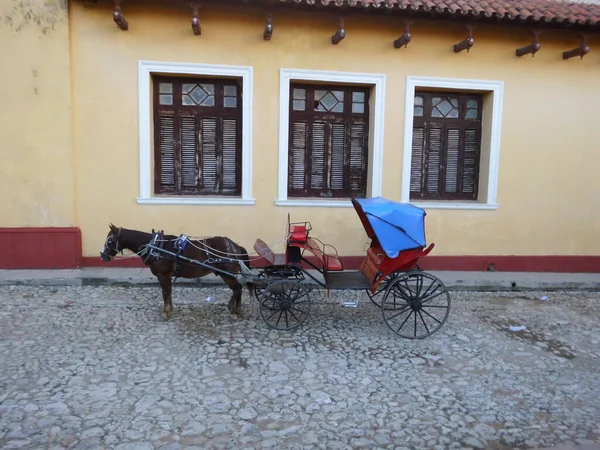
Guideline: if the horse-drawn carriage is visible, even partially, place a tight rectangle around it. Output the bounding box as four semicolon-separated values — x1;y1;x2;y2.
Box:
251;197;451;339
100;197;451;339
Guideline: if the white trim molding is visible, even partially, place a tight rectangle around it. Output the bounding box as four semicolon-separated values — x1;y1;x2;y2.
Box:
401;76;504;210
137;60;255;206
276;68;386;207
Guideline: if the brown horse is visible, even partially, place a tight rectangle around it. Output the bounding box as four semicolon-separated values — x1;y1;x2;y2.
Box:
100;224;253;318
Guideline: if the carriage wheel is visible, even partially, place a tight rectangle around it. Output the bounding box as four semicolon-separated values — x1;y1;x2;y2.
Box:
366;272;400;307
252;269;275;303
259;279;311;331
253;266;304;303
381;271;451;339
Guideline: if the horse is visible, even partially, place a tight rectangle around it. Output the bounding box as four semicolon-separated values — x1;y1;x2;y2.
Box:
100;223;253;319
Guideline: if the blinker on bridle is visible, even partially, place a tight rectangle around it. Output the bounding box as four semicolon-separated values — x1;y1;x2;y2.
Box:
102;227;123;259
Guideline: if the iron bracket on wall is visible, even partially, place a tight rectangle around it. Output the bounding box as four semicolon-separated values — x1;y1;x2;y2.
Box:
393;20;413;49
516;30;541;57
264;13;273;40
453;24;475;53
113;0;128;30
190;2;201;35
562;34;590;60
331;18;345;45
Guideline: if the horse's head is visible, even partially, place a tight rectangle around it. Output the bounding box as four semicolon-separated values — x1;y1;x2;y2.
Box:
100;223;123;262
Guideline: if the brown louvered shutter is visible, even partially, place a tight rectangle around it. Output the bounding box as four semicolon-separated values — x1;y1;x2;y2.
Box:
348;122;367;193
290;121;308;190
222;118;238;191
288;84;369;198
462;128;480;196
410;126;424;196
157;113;176;192
310;122;326;190
199;117;217;191
410;93;482;201
153;77;242;196
180;115;198;189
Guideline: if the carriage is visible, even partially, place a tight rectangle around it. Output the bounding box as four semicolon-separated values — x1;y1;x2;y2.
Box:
250;197;451;339
112;196;451;339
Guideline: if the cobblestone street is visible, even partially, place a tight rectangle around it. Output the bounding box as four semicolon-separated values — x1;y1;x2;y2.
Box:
1;284;599;449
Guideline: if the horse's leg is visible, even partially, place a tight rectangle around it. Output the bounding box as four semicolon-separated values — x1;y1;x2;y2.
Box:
220;274;243;316
157;273;173;319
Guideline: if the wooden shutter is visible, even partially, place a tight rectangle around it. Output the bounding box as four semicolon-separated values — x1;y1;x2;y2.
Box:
410;93;482;201
290;121;308;190
348;123;366;193
444;127;460;194
310;122;326;190
425;126;442;197
410;126;424;196
157;114;176;191
180;116;198;189
462;128;479;195
288;84;369;198
222;118;238;191
330;123;346;192
153;77;242;196
199;117;217;191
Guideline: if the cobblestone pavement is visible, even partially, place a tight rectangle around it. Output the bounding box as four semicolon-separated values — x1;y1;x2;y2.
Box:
0;284;599;450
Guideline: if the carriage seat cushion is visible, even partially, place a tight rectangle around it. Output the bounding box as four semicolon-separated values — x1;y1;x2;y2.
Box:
288;224;309;244
305;238;343;271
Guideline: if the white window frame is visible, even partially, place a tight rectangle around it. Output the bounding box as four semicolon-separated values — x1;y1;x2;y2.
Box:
136;60;255;205
401;76;504;210
276;68;386;207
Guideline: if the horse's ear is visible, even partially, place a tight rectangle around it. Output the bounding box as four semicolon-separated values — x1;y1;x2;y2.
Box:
109;223;117;231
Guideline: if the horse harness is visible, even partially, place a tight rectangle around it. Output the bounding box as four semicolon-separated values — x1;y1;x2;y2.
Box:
141;231;239;281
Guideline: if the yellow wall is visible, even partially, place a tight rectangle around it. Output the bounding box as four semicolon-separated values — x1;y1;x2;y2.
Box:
0;0;75;227
69;2;600;257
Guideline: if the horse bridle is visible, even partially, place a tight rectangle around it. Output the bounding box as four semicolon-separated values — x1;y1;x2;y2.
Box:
102;227;123;259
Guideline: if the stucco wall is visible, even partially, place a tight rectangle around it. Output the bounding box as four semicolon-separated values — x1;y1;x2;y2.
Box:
69;2;600;258
0;0;74;227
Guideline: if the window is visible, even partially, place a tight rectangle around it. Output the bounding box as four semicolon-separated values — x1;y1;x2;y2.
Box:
287;83;370;199
153;75;242;196
410;92;482;201
401;76;503;210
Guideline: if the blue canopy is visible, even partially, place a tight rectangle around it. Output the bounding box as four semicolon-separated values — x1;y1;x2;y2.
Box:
352;197;427;258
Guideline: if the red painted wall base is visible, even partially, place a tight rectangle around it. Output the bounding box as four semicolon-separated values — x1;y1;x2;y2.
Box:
2;228;599;272
80;254;600;273
0;228;82;269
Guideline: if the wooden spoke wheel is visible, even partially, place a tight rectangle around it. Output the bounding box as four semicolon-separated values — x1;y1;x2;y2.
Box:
366;272;400;308
259;279;312;331
252;265;304;303
381;270;451;339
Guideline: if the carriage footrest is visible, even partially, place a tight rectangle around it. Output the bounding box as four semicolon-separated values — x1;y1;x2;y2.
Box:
325;271;371;290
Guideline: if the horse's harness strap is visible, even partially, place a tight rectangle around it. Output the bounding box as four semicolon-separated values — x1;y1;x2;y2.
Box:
172;234;189;280
141;233;239;279
142;230;165;265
